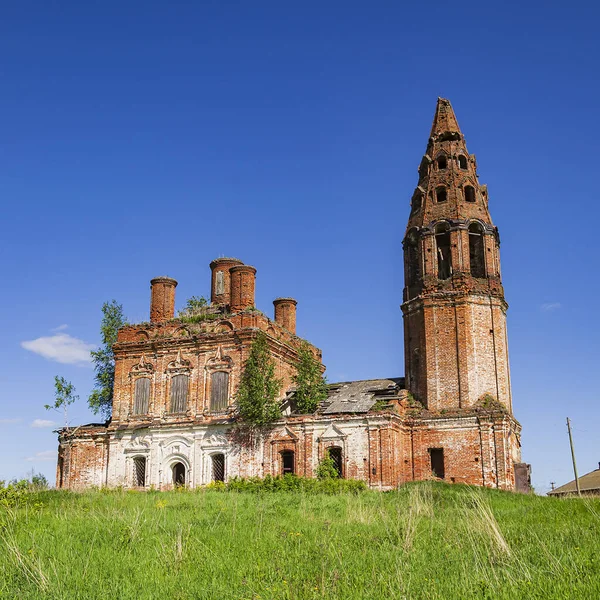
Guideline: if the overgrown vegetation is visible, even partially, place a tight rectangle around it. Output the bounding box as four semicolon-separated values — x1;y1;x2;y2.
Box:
44;376;78;427
215;474;361;493
88;300;127;419
236;331;282;427
1;482;598;599
293;342;328;414
315;453;340;480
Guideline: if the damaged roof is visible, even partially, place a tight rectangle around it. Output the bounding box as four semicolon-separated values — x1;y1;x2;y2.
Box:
319;377;404;414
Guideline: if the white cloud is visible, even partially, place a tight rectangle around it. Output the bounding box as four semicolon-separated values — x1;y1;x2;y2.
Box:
0;418;22;425
51;324;69;332
541;302;562;312
31;419;57;428
21;333;94;365
25;450;56;462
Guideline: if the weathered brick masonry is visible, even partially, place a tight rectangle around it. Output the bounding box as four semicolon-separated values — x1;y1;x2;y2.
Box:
57;98;527;491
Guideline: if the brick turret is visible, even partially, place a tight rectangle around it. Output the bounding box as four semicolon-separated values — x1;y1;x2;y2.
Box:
273;298;297;334
150;277;178;323
230;265;256;312
210;257;244;305
402;98;512;412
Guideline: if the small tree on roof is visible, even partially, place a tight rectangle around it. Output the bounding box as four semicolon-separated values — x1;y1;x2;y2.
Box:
236;331;282;427
293;342;328;414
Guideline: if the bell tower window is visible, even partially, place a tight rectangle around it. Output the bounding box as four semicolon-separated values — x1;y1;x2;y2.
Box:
469;222;486;278
436;187;447;203
458;155;468;170
436;155;447;170
405;230;420;287
464;185;476;203
435;223;452;280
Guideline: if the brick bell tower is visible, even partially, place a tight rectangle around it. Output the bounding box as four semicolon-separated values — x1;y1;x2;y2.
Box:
402;98;512;413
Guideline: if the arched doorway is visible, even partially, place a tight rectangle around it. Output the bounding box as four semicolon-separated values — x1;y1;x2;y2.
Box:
172;462;186;486
281;450;295;475
328;447;343;478
212;454;225;482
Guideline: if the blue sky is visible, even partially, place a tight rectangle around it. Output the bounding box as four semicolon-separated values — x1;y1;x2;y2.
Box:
1;1;598;494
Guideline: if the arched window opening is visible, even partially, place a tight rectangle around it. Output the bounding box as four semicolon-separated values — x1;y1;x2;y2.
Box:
469;223;486;278
328;447;343;478
281;450;295;475
133;378;150;415
212;454;225;482
210;371;229;412
170;374;189;413
435;224;452;280
458;155;468;170
464;185;476;203
405;232;420;287
436;187;447;203
134;457;146;487
173;462;186;486
437;155;447;170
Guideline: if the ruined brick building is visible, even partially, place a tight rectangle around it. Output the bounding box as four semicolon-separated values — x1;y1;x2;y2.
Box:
57;98;529;491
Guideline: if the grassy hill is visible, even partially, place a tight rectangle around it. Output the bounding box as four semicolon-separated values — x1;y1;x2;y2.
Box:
1;481;599;599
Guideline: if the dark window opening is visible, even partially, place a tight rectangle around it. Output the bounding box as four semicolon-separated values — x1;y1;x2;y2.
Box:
464;186;476;203
212;454;225;482
405;232;420;287
435;225;452;280
436;187;447;203
133;378;150;415
173;462;186;486
328;447;343;478
281;450;295;475
429;448;445;479
58;455;64;488
458;155;468;170
210;371;229;412
170;374;189;413
134;457;146;487
437;155;447;170
469;223;486;278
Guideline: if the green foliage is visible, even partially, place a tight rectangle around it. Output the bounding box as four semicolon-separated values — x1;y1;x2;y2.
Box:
181;295;209;312
1;483;599;599
370;399;393;412
224;474;362;493
88;300;127;420
293;342;328;414
315;453;340;480
45;376;78;427
179;312;221;324
236;331;282;426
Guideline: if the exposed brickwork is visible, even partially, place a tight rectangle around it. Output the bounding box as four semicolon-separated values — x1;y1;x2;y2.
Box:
150;277;178;323
57;98;526;492
273;298;297;334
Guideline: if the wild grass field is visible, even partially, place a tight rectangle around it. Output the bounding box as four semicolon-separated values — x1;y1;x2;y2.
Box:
1;480;599;600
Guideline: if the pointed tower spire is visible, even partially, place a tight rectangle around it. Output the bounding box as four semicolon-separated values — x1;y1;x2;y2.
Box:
429;97;462;139
401;98;512;415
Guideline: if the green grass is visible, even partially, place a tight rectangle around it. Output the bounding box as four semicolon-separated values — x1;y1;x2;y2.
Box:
1;482;599;599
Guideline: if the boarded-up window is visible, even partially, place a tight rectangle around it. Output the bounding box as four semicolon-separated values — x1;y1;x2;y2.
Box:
170;374;189;413
210;371;229;412
133;378;150;415
215;271;225;295
134;457;146;487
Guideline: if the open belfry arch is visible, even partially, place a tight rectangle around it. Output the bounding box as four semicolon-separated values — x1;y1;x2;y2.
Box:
56;99;529;492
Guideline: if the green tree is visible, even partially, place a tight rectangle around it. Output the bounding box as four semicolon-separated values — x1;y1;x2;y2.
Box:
293;342;328;414
88;300;127;420
237;331;282;426
45;376;78;427
315;451;340;480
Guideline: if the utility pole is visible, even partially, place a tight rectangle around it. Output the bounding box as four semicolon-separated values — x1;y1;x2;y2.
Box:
566;417;581;497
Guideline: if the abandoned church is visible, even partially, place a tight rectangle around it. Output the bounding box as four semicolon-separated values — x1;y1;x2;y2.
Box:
56;98;530;492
